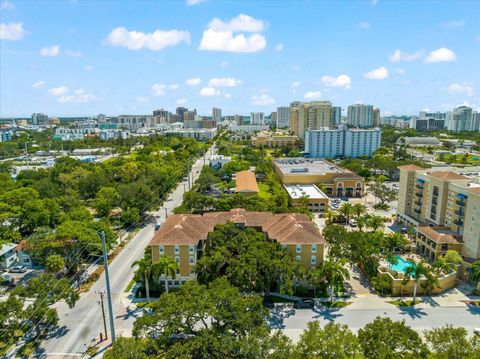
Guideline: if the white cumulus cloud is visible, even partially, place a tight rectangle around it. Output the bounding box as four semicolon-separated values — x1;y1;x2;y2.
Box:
363;66;389;80
389;49;423;62
448;82;475;97
275;43;284;51
291;81;300;88
304;91;322;100
208;77;242;87
169;84;179;90
199;14;267;53
32;81;46;89
186;0;206;5
199;87;220;96
321;74;351;89
0;22;25;40
424;47;456;63
65;50;82;57
177;98;188;105
136;97;150;103
186;78;201;86
251;93;275;106
151;83;167;96
49;86;69;96
106;27;190;51
57;89;97;103
40;45;60;57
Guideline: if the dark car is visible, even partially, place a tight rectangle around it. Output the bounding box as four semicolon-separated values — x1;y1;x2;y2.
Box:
293;299;315;309
262;300;275;309
9;265;27;273
155;224;161;231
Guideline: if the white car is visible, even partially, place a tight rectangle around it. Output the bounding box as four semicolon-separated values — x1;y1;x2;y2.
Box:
474;327;480;335
349;219;357;227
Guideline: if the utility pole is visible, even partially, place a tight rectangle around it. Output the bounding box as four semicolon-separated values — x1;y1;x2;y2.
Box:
101;231;116;343
164;207;168;219
97;291;108;340
187;172;191;190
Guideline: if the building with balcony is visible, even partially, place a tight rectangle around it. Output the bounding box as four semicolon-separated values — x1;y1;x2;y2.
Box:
149;208;326;288
251;132;298;148
397;164;480;262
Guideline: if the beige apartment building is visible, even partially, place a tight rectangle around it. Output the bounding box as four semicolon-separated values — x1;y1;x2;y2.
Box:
289;101;333;140
149;209;326;288
397;165;480;262
251;132;298;148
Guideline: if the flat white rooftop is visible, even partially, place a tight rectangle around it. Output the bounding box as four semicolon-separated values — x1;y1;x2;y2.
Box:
284;184;328;199
275;158;343;175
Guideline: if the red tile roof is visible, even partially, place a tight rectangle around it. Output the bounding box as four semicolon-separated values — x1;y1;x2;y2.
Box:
398;165;423;171
417;226;461;244
150;208;325;246
428;171;470;181
235;171;259;193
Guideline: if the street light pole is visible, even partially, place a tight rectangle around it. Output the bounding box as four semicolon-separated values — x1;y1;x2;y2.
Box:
97;291;108;340
101;231;116;343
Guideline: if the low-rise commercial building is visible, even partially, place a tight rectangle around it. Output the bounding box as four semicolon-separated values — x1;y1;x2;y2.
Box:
149;208;326;287
284;184;329;212
209;155;231;169
251;132;298;148
396;137;442;147
274;158;365;197
397;165;480;262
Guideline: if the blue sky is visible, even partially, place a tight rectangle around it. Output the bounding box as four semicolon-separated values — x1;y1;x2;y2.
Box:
1;0;479;117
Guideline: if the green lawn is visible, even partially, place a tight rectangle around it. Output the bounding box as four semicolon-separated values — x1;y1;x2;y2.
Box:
388;299;421;307
436;154;480;165
258;182;272;200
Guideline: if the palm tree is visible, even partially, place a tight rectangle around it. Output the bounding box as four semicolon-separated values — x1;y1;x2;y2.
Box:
319;258;350;302
470;261;480;292
132;258;152;302
352;203;367;219
324;209;338;225
338;202;354;224
356;215;369;232
367;215;385;232
402;260;431;304
307;267;323;297
155;255;179;293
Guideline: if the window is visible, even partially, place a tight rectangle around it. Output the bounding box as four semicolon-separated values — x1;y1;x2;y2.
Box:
296;244;302;253
189;256;195;265
189;269;195;276
311;244;317;253
189;245;195;254
311;256;317;265
174;280;180;286
175;256;180;264
295;255;301;262
159;245;164;254
174;245;180;254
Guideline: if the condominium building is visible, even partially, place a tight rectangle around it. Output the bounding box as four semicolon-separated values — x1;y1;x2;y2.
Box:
331;106;342;126
397;165;480;261
297;101;333;140
176;107;188;121
273;158;365;197
277;106;290;128
212;107;222;122
347;104;374;128
447;106;473;132
304;126;381;158
251;132;297;148
149;208;326;287
31;113;48;126
373;108;381;127
289;102;301;136
250;112;264;125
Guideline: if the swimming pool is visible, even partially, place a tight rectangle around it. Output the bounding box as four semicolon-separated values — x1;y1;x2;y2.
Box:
389;256;415;273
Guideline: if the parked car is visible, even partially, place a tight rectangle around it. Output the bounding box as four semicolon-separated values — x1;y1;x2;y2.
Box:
9;265;27;273
0;273;15;286
473;327;480;335
293;298;315;309
317;213;324;218
155;224;161;231
349;219;357;227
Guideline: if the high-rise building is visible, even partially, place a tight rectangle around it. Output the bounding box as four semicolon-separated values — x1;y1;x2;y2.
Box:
297;101;333;140
347;104;374;128
212;107;222;122
289;102;301;136
250;112;264;125
373;108;381;127
276;106;290;128
183;110;196;122
153;109;170;123
331;106;342;126
471;111;480;132
32;113;48;125
270;112;277;126
176;107;188;121
305;126;381;158
447;106;473;132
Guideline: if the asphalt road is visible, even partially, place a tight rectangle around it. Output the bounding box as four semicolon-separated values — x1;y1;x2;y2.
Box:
272;305;480;341
32;145;217;358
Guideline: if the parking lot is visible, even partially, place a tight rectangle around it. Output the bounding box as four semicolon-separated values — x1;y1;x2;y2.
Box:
0;267;43;294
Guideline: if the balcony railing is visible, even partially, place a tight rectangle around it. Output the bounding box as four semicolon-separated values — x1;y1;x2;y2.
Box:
415;192;423;198
454;209;465;217
432;197;438;205
415;184;423;190
414;208;421;214
456;200;466;206
414;200;422;206
453;219;464;227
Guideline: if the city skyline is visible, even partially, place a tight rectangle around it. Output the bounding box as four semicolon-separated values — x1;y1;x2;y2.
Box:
1;0;480;117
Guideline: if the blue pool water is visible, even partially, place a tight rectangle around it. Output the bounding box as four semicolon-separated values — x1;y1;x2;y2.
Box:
389;256;415;273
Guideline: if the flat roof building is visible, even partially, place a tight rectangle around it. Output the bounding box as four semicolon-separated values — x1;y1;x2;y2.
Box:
284;184;329;212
